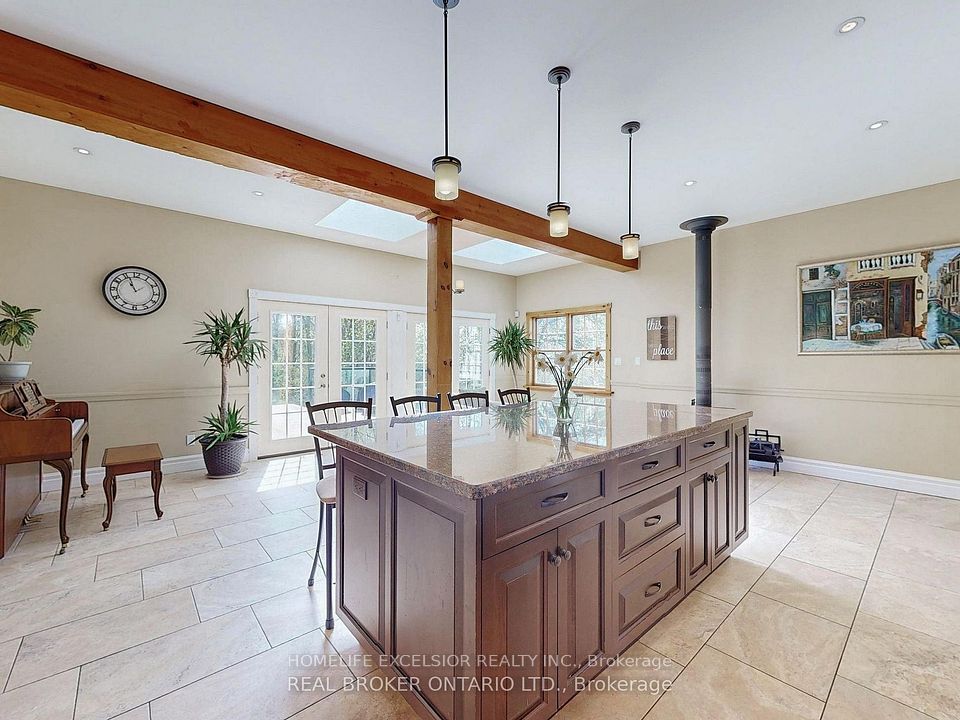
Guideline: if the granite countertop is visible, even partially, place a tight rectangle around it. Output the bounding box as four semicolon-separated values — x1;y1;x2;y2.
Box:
309;398;752;499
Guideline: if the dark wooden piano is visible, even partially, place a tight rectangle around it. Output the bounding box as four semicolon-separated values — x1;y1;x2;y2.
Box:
0;379;90;556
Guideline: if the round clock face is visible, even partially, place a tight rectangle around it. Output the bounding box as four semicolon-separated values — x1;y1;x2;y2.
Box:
102;267;166;316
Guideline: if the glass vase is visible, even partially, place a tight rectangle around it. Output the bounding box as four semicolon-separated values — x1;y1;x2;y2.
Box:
551;389;579;425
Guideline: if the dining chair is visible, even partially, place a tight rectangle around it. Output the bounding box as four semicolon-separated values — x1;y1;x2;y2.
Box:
390;393;441;416
498;388;532;404
304;397;373;629
447;390;490;409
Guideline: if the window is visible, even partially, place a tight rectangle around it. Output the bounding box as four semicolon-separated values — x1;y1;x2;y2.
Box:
413;320;427;395
527;304;612;393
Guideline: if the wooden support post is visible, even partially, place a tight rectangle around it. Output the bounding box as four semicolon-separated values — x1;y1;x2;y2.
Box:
426;216;454;408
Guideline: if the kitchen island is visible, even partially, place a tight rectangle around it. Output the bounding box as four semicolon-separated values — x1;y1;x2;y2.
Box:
310;398;751;720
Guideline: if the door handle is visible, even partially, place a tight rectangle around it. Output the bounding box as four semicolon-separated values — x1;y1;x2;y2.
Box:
540;492;569;508
558;547;572;561
705;473;716;483
703;440;717;448
319;384;327;388
641;460;660;471
645;582;662;597
547;551;562;567
644;515;662;527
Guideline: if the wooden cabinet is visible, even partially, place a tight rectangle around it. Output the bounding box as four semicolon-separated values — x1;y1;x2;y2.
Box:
733;422;749;545
614;536;685;650
481;506;613;717
686;468;712;589
337;455;388;652
556;508;613;706
331;416;750;720
481;531;559;720
687;448;745;589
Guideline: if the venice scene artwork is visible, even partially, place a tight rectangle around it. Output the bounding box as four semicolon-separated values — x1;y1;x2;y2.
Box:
799;243;960;353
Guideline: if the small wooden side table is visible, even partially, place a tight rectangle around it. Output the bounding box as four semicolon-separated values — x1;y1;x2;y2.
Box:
101;443;164;530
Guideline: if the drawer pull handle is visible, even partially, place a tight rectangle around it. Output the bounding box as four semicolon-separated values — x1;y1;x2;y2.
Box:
558;547;572;561
645;582;662;597
644;515;662;527
703;440;717;448
548;551;563;567
541;492;569;508
641;460;660;471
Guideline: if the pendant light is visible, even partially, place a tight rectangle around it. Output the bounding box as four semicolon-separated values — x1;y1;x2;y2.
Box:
432;0;461;200
547;66;571;237
620;121;641;260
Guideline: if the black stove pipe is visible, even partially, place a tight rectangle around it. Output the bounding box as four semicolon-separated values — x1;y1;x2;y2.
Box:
679;215;728;407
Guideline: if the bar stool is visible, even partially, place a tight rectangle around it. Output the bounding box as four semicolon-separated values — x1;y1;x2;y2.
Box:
389;393;441;416
304;398;373;630
447;390;490;409
497;388;531;404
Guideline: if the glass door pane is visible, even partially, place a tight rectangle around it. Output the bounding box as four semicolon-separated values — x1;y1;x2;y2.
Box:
328;307;388;416
258;302;328;457
453;318;491;393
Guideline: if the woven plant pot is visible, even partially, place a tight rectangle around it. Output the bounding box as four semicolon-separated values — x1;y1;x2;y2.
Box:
200;436;247;478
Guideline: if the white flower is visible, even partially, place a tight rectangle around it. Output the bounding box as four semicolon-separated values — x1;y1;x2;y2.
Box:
554;352;568;365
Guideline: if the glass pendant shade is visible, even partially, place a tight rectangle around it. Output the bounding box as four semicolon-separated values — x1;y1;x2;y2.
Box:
547;202;570;238
621;233;640;260
433;156;461;200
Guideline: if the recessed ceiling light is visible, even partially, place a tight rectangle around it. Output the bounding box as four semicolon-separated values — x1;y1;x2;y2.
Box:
73;147;91;155
838;17;865;34
684;180;697;187
867;120;888;130
252;191;264;197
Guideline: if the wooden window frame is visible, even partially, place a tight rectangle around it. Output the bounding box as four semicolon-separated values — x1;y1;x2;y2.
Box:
525;303;612;395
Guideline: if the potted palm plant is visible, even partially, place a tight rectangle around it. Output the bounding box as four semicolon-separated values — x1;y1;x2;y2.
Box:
186;309;267;477
489;320;536;389
0;301;41;383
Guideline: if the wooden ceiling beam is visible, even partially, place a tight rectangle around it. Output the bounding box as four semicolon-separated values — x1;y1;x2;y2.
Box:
0;31;636;272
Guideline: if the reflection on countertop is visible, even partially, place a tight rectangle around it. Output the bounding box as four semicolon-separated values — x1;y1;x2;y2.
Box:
310;397;751;498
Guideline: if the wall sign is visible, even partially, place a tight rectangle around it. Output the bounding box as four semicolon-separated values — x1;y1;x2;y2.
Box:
646;316;677;361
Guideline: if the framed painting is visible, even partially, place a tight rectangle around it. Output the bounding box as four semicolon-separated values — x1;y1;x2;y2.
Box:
798;243;960;354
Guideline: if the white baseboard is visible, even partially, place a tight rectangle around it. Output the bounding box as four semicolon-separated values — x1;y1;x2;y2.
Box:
41;454;206;493
750;455;960;500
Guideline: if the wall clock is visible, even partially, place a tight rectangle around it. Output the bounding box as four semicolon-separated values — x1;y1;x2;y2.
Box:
102;266;167;316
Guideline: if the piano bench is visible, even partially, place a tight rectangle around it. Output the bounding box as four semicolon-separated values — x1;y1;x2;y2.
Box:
101;443;164;530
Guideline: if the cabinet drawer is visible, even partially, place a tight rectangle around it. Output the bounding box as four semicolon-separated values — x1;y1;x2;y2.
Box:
482;464;608;558
686;427;730;463
613;474;686;575
617;442;683;496
614;536;685;651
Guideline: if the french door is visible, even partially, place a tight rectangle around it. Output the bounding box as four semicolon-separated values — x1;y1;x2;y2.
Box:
257;301;386;457
404;314;492;397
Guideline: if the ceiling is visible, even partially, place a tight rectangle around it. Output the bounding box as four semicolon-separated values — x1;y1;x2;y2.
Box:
1;0;959;264
0;107;575;276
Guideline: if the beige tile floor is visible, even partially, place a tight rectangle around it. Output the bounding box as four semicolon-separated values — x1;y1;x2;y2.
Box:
0;457;957;720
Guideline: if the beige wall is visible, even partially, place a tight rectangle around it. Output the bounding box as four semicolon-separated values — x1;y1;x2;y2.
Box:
0;178;518;461
518;180;960;481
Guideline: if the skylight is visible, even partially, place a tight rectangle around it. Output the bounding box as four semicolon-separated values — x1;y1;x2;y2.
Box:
315;200;425;242
455;239;545;265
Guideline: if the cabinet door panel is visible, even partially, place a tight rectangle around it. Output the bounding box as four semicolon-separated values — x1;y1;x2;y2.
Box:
712;460;733;564
339;456;387;651
557;507;612;706
733;423;749;545
481;532;558;720
687;471;711;590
